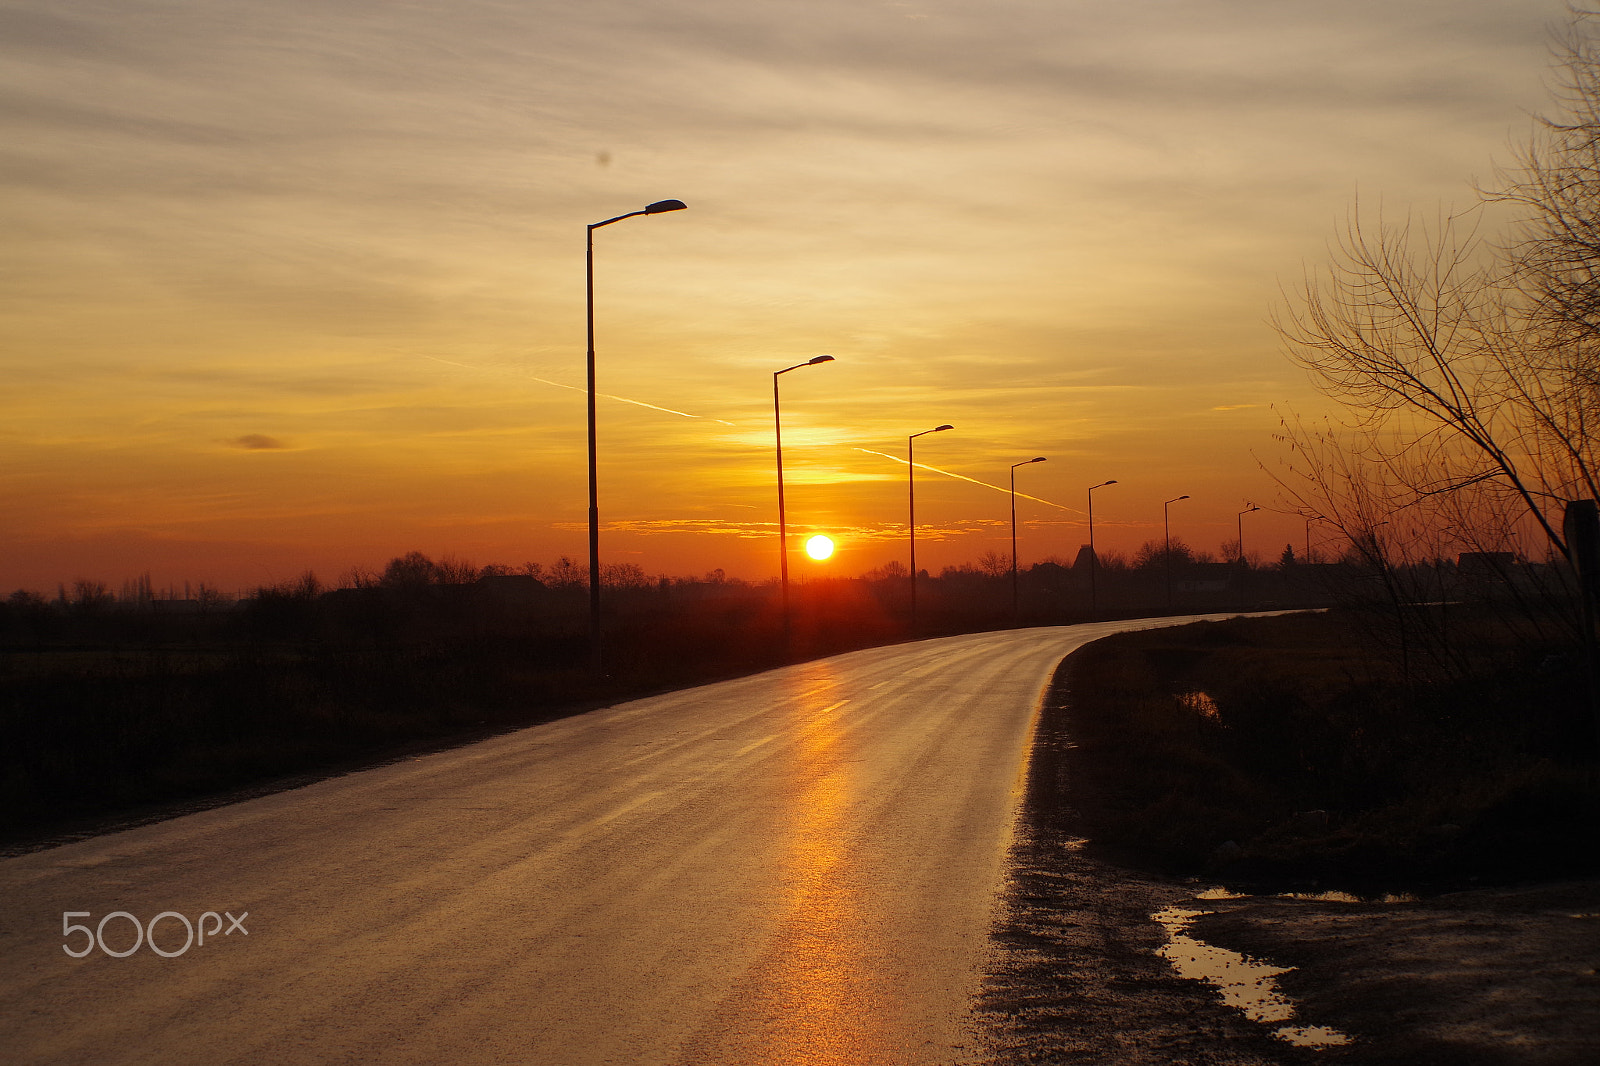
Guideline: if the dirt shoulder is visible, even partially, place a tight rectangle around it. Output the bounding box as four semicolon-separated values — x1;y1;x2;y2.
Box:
975;625;1600;1065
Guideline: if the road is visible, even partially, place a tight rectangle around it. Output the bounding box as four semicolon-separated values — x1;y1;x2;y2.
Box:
0;618;1236;1065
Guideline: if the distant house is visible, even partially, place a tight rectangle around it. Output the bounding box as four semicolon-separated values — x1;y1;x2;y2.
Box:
1457;551;1517;582
476;573;544;602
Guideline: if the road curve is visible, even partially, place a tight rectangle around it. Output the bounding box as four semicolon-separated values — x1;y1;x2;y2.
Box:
0;617;1238;1065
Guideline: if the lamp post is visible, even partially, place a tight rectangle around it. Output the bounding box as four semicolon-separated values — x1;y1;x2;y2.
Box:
1164;495;1190;611
1305;515;1320;564
1236;504;1261;567
1087;479;1117;617
586;198;686;673
909;424;954;630
1011;457;1047;622
1358;519;1391;564
774;355;834;642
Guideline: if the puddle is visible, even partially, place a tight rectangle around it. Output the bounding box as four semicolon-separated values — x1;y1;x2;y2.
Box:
1153;906;1351;1048
1178;691;1221;719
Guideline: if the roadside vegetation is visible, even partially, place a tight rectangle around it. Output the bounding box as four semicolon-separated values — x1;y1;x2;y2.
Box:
1055;608;1600;892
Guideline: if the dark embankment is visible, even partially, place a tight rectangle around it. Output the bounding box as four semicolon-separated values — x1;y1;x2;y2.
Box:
1051;608;1600;893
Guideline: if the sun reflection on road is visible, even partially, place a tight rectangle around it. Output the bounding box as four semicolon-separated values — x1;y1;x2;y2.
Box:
689;667;900;1065
764;675;890;1065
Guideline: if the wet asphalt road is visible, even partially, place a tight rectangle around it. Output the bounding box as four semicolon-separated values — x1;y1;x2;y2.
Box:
0;618;1239;1065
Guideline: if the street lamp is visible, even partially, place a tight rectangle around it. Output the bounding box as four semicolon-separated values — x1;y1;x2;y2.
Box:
1305;515;1318;563
1164;495;1190;611
1011;457;1047;622
1358;519;1391;562
1087;479;1117;617
585;198;687;672
1236;504;1261;567
774;355;834;641
909;424;954;630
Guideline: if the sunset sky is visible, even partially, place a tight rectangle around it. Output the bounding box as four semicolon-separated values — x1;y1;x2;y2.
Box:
0;0;1572;592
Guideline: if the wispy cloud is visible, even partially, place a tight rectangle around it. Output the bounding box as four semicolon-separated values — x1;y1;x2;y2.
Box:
555;517;872;539
227;434;288;450
554;516;1014;543
557;518;772;538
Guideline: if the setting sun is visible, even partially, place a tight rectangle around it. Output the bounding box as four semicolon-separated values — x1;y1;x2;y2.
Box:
804;535;835;561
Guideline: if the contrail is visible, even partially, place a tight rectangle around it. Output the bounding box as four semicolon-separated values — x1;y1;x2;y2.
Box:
420;355;735;426
853;448;1079;513
527;376;736;426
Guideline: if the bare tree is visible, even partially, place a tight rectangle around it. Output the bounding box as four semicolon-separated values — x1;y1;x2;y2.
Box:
1493;10;1600;355
547;556;586;589
1274;205;1580;557
432;555;480;585
120;572;154;609
381;551;438;588
866;560;908;581
601;562;652;589
1134;538;1192;570
1270;10;1600;575
977;550;1011;578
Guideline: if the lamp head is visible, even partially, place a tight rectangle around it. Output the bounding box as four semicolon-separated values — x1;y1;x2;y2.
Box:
1178;494;1190;500
934;424;953;432
808;355;835;365
1031;456;1047;464
644;199;688;214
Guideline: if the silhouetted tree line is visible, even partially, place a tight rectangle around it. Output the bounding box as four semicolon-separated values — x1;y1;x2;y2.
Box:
4;536;1354;649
